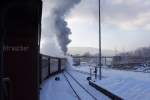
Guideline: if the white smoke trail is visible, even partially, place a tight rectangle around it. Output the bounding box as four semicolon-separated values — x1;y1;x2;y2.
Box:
40;0;81;57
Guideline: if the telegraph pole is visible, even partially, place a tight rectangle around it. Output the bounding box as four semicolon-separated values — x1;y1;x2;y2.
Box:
99;0;102;80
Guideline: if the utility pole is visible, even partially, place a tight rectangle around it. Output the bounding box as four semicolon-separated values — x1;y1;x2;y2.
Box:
99;0;102;80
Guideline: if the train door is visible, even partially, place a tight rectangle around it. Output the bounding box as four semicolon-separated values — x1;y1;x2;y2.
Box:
0;0;42;100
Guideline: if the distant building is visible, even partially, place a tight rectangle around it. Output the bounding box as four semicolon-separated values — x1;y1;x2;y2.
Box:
112;56;145;69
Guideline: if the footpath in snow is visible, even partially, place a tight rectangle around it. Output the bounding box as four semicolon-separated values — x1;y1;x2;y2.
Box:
73;65;150;100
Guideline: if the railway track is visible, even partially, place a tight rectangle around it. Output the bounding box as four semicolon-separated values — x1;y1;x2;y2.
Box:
63;71;97;100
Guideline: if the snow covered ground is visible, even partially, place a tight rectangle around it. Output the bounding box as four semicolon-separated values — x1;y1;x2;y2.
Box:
40;64;150;100
40;72;109;100
72;65;150;100
40;73;78;100
68;70;110;100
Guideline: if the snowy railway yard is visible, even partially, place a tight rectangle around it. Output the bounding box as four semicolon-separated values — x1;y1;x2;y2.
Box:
40;70;110;100
73;66;150;100
40;64;150;100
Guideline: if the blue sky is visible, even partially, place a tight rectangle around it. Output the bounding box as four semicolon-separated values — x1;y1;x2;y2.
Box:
67;0;150;52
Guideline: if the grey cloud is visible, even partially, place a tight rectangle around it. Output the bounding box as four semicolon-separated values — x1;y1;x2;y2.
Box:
101;0;150;31
67;0;99;22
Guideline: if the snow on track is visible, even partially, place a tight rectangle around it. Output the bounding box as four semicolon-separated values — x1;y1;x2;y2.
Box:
40;69;110;100
72;65;150;100
63;71;97;100
67;70;110;100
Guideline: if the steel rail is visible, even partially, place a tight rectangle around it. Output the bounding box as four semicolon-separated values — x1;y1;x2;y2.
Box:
65;71;97;100
63;72;81;100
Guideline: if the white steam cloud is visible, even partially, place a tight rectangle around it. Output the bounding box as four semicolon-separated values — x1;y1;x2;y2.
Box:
40;0;80;57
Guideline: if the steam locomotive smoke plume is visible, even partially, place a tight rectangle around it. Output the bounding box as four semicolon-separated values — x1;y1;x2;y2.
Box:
41;0;80;56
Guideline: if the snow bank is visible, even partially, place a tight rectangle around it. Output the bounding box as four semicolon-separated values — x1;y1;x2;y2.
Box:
95;77;150;100
72;66;150;100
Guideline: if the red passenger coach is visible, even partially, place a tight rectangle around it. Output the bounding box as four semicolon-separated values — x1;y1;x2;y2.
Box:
0;1;67;100
0;0;42;100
